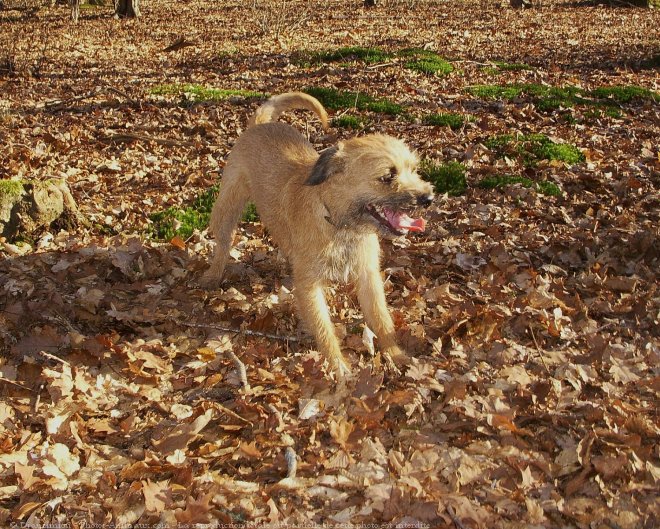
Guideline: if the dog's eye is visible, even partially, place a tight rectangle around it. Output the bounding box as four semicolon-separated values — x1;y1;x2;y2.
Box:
379;168;397;184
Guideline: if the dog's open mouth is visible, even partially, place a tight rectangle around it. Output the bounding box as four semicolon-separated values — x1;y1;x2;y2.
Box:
366;204;426;235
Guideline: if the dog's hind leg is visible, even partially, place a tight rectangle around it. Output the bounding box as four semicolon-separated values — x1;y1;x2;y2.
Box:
203;165;250;286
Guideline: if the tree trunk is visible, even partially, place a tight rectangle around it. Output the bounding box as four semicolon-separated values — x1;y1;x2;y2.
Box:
115;0;140;18
0;179;87;241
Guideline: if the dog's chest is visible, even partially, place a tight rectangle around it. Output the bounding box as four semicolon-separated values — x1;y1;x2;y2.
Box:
321;232;365;283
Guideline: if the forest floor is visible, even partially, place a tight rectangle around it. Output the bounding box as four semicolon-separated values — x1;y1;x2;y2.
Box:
0;1;658;528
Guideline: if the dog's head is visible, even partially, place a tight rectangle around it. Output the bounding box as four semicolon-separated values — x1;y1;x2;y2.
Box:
307;134;435;236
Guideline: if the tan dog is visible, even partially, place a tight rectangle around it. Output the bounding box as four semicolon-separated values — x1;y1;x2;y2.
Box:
204;92;434;377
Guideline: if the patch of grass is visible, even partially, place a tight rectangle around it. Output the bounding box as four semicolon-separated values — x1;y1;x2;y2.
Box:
306;46;393;65
531;139;585;165
485;133;585;166
589;85;659;104
150;84;265;103
303;87;404;115
467;83;585;111
478;175;561;197
403;49;453;76
332;114;365;129
419;160;467;196
0;179;24;199
295;46;453;77
583;107;623;120
493;61;534;71
423;112;465;130
468;82;658;112
149;186;258;241
242;202;259;223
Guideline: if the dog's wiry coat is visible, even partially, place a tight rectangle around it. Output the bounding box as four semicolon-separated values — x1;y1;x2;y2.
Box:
204;92;434;376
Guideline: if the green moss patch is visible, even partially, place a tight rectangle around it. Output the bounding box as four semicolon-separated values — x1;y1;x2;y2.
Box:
304;87;404;115
478;175;561;197
299;46;393;66
0;179;25;199
401;49;453;76
467;83;658;112
332;114;366;129
467;83;586;111
493;61;534;72
295;46;452;77
423;112;465;130
589;85;659;104
150;186;258;241
484;133;585;166
420;160;467;196
150;84;266;103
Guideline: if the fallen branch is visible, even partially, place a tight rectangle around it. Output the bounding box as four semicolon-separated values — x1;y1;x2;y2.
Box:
284;447;297;479
267;404;285;432
0;377;34;392
211;402;253;426
529;326;551;374
40;350;71;366
101;132;198;148
174;319;301;343
42;88;102;111
447;505;467;529
226;350;249;389
41;86;137;112
366;61;397;70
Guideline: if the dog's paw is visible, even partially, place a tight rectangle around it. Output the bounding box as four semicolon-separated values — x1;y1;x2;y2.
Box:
332;355;352;379
383;346;410;374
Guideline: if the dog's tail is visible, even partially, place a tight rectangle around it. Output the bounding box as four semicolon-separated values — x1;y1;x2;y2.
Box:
248;92;328;130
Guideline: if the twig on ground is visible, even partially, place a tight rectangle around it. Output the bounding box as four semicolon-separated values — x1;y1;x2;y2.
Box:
104;86;138;106
101;132;198;148
174;319;301;343
226;350;249;389
447;505;467;529
366;61;397;70
41;85;136;111
40;350;71;366
529;326;551;374
284;446;297;479
211;402;253;425
0;377;34;392
43;88;102;111
267;403;285;432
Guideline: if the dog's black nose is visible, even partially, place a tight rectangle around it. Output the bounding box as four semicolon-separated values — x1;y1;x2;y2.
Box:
417;193;434;207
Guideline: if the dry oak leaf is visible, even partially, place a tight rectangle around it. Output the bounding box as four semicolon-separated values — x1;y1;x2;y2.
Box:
329;417;355;450
592;454;628;479
14;462;40;489
142;479;172;513
175;492;214;525
153;409;214;454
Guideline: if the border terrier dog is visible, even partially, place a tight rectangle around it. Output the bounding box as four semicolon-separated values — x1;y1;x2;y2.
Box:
204;92;434;377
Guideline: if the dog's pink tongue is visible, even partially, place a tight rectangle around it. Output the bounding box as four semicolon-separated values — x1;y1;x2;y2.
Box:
384;209;426;233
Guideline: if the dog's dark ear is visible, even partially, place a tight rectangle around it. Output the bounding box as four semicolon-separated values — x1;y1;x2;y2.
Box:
307;146;342;185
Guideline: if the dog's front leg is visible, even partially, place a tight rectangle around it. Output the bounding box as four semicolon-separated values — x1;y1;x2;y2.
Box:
294;275;351;377
357;264;409;368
